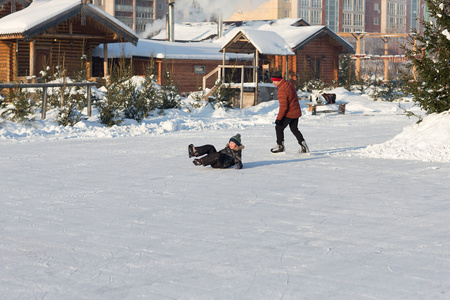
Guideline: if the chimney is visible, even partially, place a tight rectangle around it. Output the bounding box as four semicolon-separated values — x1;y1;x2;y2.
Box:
217;14;223;38
167;0;175;42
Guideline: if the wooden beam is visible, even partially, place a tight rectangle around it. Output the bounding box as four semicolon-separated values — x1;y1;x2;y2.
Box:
29;41;35;80
103;43;108;78
382;36;389;82
40;33;114;40
254;50;259;106
0;35;24;40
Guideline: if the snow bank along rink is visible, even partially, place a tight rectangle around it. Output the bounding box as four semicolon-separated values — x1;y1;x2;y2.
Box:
1;87;449;164
1;88;450;299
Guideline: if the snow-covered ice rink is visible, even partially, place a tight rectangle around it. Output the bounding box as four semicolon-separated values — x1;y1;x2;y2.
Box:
1;89;450;299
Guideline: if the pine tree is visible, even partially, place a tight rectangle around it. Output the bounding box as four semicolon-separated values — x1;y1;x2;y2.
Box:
402;0;450;114
338;54;358;90
1;85;35;122
96;57;131;126
123;57;159;122
158;70;181;110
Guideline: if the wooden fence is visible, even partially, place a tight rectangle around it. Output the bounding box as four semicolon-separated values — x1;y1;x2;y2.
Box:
0;82;97;120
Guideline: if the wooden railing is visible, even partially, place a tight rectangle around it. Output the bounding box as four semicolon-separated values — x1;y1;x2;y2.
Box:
202;65;258;108
0;82;97;120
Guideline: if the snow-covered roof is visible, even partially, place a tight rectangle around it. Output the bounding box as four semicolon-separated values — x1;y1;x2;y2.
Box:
220;28;295;56
152;18;354;54
216;23;354;54
0;0;79;35
92;38;251;61
0;0;138;45
151;22;219;42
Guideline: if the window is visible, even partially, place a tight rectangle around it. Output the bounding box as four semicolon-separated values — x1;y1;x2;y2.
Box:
299;0;309;7
388;16;396;28
374;17;379;25
397;3;406;16
299;9;309;20
344;13;352;26
354;14;363;26
311;0;321;8
374;3;380;12
194;66;205;74
354;0;363;11
311;10;321;23
388;3;395;15
343;0;351;11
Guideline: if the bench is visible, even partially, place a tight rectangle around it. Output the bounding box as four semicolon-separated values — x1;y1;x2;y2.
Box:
305;102;348;115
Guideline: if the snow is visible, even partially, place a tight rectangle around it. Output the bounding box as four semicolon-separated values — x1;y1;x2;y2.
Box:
220;28;295;56
150;22;220;42
154;18;353;52
0;0;80;34
92;39;251;61
0;0;136;39
443;29;450;41
1;88;450;298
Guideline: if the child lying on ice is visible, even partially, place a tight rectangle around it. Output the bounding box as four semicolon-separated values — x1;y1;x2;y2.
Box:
188;134;244;169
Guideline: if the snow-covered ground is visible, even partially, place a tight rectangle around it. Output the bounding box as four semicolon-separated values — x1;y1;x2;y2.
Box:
1;88;450;299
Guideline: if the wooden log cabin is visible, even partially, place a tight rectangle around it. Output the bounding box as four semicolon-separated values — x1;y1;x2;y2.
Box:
268;26;355;85
0;0;138;83
152;19;355;87
91;39;253;94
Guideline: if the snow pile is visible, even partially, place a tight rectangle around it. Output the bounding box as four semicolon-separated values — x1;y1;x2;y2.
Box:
353;111;450;162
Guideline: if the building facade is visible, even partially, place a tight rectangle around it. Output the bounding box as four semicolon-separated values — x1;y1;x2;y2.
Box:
228;0;425;34
228;0;292;21
89;0;167;34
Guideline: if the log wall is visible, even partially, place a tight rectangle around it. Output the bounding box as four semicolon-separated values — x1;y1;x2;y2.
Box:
270;35;343;85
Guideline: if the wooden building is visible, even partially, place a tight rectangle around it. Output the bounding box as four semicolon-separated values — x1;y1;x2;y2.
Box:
0;0;138;83
91;39;253;93
152;19;355;86
269;26;355;84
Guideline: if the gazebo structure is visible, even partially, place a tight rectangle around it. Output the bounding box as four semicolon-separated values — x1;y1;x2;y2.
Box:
203;28;295;108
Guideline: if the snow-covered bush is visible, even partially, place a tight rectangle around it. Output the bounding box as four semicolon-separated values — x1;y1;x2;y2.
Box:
1;85;36;122
158;71;181;110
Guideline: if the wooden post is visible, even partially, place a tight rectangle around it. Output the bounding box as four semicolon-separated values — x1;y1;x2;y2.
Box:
240;66;244;109
356;35;361;78
133;0;137;32
382;36;389;82
103;43;108;77
254;51;259;106
285;55;289;79
29;41;35;81
87;85;92;117
222;50;226;82
351;33;365;79
14;39;19;81
41;87;48;120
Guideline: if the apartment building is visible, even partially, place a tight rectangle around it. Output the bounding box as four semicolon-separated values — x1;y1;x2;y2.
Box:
228;0;292;21
228;0;424;33
89;0;167;34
